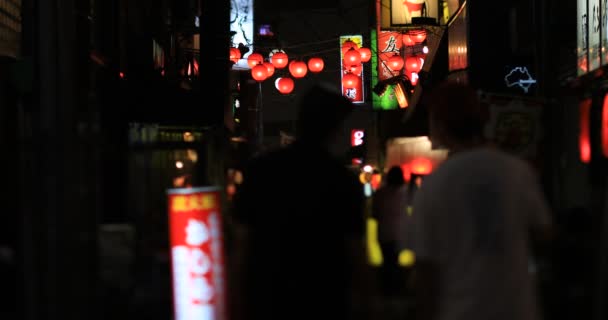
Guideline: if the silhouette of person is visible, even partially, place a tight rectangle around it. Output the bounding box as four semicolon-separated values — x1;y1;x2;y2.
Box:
410;80;553;320
372;165;409;297
232;83;370;320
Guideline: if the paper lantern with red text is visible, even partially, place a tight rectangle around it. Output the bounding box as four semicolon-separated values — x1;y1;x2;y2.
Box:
289;60;308;78
307;57;325;73
276;77;295;94
271;51;289;69
247;52;264;68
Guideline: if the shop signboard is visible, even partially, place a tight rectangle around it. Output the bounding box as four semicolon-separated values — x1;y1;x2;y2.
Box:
340;35;365;103
230;0;254;69
590;0;601;71
167;187;226;320
380;0;440;27
577;0;604;75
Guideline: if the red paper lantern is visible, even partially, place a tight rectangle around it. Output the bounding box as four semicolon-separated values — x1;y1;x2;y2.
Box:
410;157;433;175
251;64;268;82
358;47;371;63
341;39;359;55
276;77;295;94
348;64;363;76
289;60;308;78
271;51;289;69
344;48;362;65
387;54;404;71
405;55;422;73
263;62;275;77
307;57;325;73
408;29;427;43
247;52;264;68
402;34;416;46
342;72;359;89
229;47;241;64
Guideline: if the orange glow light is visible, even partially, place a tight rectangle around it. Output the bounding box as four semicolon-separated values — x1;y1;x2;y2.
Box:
579;98;592;163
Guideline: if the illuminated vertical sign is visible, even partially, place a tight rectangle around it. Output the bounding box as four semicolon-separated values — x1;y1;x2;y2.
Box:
578;0;589;75
590;0;601;71
602;94;608;157
378;31;403;81
340;35;365;103
230;0;254;69
167;187;226;320
351;129;365;146
579;98;592;163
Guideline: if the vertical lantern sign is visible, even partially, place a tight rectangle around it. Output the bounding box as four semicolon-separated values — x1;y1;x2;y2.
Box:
167;187;226;320
577;0;589;75
589;0;601;71
351;129;365;165
340;35;364;103
579;98;592;163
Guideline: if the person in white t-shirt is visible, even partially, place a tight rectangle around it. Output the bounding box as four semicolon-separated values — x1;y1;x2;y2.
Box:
410;80;553;320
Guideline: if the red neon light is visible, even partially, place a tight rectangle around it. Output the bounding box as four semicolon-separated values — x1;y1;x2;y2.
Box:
603;95;608;158
579;98;592;163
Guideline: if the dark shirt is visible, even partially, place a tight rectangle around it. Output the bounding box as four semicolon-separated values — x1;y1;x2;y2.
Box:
233;141;365;319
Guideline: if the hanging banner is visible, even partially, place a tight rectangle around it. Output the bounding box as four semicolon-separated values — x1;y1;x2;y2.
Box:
578;0;589;75
340;35;365;103
378;31;403;81
167;187;226;320
589;0;601;71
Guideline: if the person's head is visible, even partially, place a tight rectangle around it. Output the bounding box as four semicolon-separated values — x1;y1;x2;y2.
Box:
385;166;405;186
426;80;488;150
296;83;354;145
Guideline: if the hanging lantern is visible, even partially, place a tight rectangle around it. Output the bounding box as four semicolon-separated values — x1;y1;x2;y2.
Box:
289;60;308;78
402;34;416;46
405;55;422;74
341;39;359;55
276;77;295;94
247;52;264;68
387;53;404;71
271;51;289;69
263;62;275;77
342;72;359;89
229;47;241;64
307;57;325;73
348;64;363;76
579;99;592;163
251;64;268;82
344;48;362;66
358;47;372;63
408;29;427;43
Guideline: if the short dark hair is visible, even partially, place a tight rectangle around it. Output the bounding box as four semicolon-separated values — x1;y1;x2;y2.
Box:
386;166;405;186
426;81;487;141
296;83;354;142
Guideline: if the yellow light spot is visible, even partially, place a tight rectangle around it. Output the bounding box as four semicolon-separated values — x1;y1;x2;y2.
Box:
172;196;187;212
398;249;415;267
366;218;383;266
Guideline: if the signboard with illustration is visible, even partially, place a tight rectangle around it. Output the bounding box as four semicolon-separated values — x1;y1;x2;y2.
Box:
230;0;254;69
483;94;544;163
167;187;226;320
